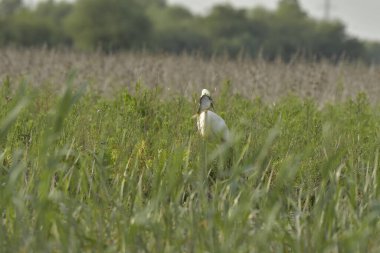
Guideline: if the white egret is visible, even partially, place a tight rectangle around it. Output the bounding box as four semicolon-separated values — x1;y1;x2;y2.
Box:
195;88;233;184
196;89;230;143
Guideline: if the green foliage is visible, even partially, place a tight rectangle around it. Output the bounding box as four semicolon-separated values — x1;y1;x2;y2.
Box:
200;5;256;57
34;0;73;45
0;0;22;16
0;0;71;47
6;9;57;46
147;4;208;53
1;76;380;252
0;0;377;61
64;0;151;50
365;41;380;64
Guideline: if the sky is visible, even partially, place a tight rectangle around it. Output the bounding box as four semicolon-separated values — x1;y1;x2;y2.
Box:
167;0;380;41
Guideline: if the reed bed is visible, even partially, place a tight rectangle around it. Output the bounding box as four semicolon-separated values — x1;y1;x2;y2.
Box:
1;48;379;103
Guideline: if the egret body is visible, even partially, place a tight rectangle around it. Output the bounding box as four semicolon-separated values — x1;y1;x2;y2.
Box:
196;89;230;143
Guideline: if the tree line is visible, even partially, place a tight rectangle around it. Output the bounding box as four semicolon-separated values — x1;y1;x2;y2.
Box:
1;0;380;62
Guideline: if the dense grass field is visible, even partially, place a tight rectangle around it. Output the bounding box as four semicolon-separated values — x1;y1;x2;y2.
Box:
1;51;380;252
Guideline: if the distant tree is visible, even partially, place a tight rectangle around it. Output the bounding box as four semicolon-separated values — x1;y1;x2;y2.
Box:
313;21;365;60
0;0;23;45
64;0;151;51
35;0;73;45
277;0;306;18
0;0;22;16
245;8;272;57
366;42;380;64
147;5;209;53
148;4;193;31
343;38;366;60
140;0;166;8
6;9;57;46
245;1;364;61
0;0;373;62
36;0;72;24
200;4;257;57
203;5;250;39
312;21;346;58
258;0;313;60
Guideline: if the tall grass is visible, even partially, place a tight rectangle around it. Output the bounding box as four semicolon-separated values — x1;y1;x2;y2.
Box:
1;74;380;252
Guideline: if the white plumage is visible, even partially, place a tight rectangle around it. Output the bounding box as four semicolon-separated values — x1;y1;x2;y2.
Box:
197;110;230;142
196;89;230;143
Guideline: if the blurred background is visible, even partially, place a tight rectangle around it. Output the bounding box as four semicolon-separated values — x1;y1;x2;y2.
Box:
1;0;379;63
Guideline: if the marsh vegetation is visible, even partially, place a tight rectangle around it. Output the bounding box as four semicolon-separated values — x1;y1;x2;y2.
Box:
1;50;380;252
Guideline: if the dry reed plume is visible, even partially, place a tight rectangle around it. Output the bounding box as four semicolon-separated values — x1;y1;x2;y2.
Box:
1;48;379;104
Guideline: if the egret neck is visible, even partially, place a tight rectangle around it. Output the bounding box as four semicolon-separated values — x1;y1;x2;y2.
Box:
198;95;214;113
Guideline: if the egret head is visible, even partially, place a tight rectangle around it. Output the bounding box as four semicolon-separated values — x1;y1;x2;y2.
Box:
198;88;214;113
201;89;211;98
